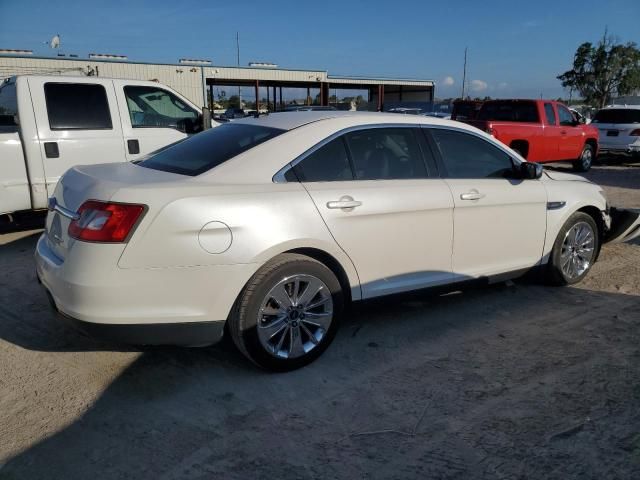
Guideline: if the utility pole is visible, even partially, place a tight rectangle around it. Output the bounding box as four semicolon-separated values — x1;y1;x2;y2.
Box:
461;47;467;99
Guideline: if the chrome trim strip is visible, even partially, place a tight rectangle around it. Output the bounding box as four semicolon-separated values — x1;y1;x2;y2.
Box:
47;197;80;221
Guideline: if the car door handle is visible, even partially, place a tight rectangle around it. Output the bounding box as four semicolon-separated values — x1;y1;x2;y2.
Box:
460;191;485;201
127;139;140;154
326;196;362;210
560;130;567;135
44;142;59;158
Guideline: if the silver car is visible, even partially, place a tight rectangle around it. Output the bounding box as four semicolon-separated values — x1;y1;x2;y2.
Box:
591;105;640;157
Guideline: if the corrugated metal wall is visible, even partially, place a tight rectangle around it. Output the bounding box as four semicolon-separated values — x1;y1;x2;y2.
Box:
0;56;435;107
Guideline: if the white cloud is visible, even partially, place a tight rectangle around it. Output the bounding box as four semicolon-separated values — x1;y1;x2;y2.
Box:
470;79;488;92
442;76;455;86
498;82;509;89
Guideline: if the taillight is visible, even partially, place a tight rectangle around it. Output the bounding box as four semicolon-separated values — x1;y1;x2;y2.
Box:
630;129;640;136
68;200;145;242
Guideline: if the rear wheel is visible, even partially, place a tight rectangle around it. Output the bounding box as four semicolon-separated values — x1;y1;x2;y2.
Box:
572;144;594;172
228;253;343;371
545;212;599;285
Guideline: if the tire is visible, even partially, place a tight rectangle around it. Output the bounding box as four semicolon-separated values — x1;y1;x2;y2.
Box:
545;212;599;286
228;253;343;371
572;144;594;172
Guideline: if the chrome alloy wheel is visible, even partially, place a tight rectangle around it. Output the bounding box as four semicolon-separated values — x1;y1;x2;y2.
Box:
560;221;595;280
257;274;333;359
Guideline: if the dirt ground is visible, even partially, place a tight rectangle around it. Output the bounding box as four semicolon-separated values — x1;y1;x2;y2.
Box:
0;162;639;479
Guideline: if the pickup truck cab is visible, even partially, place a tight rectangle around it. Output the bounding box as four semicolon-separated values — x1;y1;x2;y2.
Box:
465;99;599;172
0;75;208;219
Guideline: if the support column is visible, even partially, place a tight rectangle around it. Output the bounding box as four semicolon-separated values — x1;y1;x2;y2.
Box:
377;84;384;111
209;84;214;110
279;86;283;109
254;80;259;112
273;86;277;111
306;87;311;105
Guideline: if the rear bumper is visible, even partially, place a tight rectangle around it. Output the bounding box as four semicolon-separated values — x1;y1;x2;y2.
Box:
35;233;261;346
598;144;640;156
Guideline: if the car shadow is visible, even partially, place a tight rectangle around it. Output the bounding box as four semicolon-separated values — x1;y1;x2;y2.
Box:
2;279;639;479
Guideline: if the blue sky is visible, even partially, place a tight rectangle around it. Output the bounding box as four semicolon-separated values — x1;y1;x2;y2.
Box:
1;0;638;98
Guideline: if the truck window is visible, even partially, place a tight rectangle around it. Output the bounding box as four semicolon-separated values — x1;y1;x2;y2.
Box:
557;105;575;126
0;81;18;131
124;86;199;130
477;101;539;123
44;83;113;130
544;103;557;126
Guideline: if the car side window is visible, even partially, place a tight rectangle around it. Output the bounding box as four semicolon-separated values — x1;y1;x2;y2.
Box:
557;105;575;126
44;83;112;130
430;129;514;179
344;128;428;180
292;137;354;182
124;86;199;130
544;103;557;126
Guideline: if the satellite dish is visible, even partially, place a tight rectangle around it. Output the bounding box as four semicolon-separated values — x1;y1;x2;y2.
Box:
50;35;61;49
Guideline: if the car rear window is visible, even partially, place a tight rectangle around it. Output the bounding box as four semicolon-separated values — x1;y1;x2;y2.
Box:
592;109;640;124
138;123;285;176
477;101;539;122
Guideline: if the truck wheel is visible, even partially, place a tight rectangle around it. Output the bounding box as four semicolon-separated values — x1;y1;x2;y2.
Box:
228;253;343;371
545;212;599;286
572;144;594;172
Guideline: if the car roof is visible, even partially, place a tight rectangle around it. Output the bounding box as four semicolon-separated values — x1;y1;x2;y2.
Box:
602;104;640;110
232;110;464;131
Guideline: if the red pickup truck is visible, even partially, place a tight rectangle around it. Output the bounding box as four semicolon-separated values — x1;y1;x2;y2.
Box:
465;99;599;171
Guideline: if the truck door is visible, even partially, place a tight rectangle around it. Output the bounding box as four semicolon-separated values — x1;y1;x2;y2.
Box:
28;77;126;200
542;102;561;161
113;81;200;161
557;103;583;160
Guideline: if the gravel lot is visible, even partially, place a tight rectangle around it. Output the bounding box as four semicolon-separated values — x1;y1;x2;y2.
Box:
1;163;639;480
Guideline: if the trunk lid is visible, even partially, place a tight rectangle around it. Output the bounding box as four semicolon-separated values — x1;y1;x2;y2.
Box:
45;162;182;260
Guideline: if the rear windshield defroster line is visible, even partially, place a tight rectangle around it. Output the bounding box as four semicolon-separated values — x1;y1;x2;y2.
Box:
138;124;285;176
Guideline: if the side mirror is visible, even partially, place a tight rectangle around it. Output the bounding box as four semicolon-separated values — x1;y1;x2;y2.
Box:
520;162;543;180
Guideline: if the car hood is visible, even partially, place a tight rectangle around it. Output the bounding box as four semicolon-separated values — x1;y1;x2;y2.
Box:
543;170;593;184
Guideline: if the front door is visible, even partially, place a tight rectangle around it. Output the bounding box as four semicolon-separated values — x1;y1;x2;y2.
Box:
114;81;199;161
557;104;584;159
291;127;455;298
427;127;547;278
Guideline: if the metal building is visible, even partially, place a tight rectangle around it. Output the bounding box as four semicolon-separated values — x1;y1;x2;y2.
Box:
0;53;435;111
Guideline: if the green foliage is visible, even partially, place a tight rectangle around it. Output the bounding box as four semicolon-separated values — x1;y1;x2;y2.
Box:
558;33;640;108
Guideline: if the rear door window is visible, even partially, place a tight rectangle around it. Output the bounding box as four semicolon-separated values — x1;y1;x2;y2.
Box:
44;83;112;130
0;81;18;130
292;137;353;182
544;103;557;126
344;128;428;180
138;123;284;176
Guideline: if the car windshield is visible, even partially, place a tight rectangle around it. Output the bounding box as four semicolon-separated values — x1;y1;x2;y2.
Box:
477;101;539;122
592;109;640;124
138;123;285;176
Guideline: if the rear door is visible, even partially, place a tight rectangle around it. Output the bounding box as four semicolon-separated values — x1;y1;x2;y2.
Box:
113;81;200;161
542;102;561;161
427;127;547;278
291;126;455;298
28;77;126;198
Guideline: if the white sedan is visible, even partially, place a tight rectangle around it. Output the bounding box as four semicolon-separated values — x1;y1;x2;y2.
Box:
35;112;640;370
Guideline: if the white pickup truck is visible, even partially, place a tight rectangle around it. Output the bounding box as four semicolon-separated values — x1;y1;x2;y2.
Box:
0;75;211;219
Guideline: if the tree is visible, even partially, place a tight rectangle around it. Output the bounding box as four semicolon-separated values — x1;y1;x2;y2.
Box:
557;33;640;108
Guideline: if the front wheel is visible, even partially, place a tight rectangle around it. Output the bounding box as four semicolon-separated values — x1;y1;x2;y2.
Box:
572;144;594;172
545;212;599;286
228;253;343;371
